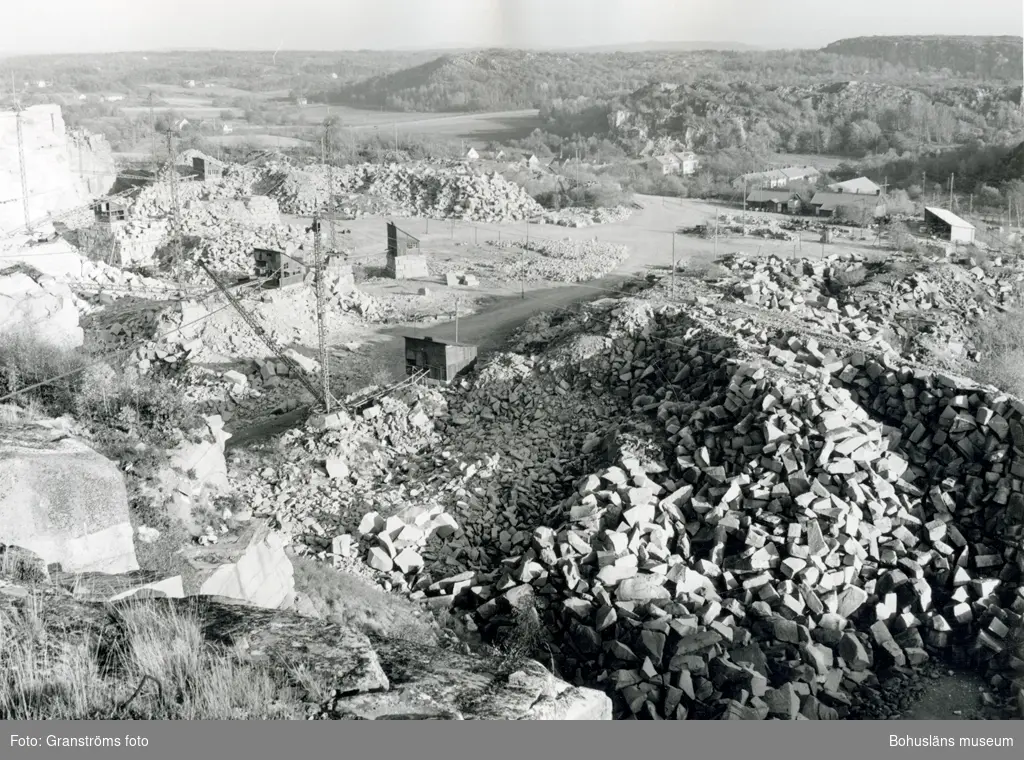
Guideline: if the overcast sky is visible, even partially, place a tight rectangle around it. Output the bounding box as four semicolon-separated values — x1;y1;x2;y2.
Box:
1;0;1021;55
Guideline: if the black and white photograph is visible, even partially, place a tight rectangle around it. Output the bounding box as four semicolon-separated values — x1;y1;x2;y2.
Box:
0;0;1023;739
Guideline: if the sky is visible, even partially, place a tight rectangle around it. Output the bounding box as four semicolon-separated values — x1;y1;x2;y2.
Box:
0;0;1021;55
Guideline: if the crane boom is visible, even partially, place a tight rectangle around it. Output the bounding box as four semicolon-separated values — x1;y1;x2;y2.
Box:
196;259;326;407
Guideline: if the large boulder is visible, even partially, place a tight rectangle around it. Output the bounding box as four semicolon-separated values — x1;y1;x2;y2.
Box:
158;414;231;526
182;520;295;610
0;270;83;348
0;422;137;573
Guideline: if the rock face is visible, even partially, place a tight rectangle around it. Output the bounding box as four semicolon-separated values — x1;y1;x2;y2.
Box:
183;521;296;610
0;423;138;574
0;105;115;234
158;415;231;526
0;270;83;348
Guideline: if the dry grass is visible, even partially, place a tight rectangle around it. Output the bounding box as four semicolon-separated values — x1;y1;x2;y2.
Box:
969;307;1024;398
0;597;313;719
291;556;438;645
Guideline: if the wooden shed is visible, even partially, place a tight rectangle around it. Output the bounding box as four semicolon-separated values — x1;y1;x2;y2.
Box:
387;221;420;257
404;335;477;384
253;248;307;288
93;199;128;224
193;156;224;181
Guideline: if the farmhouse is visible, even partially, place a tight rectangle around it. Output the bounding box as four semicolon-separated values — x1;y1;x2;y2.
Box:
465;147;480;161
647;154;681;175
745;189;804;214
674;151;699;176
923;206;976;244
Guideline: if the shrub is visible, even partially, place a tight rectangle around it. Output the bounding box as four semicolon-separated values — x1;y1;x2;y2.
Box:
291;557;438;645
0;333;86;417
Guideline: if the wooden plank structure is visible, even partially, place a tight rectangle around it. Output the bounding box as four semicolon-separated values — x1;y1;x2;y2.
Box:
93;199;128;224
253;247;307;288
193;156;225;181
403;335;478;384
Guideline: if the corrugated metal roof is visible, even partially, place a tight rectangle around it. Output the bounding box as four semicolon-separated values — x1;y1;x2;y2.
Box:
746;189;802;203
924;206;975;230
828;176;881;195
810;192;886;213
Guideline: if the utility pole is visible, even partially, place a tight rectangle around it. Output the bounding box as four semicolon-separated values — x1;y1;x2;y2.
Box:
522;221;529;299
13;93;32;233
742;178;747;235
149;92;157;176
670;232;676;294
166;131;183;269
394;122;398;154
312;212;331;413
949;174;954;210
454;297;461;344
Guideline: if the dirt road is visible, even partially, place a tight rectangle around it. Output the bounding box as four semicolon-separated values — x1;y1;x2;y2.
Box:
233;194;877;444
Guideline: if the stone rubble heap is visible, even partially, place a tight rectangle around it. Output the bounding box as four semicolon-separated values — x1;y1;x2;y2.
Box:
236;388;457;573
351;504;461;580
714;252;1024;367
485;237;630;283
541;206;634;228
409;296;1024;721
270;161;545;223
715;213;798;241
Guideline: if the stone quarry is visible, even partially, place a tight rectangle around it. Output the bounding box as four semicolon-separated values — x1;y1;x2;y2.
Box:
1;103;1021;722
0;105;116;235
234;250;1024;721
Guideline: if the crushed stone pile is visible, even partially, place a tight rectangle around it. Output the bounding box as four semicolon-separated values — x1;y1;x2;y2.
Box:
541;206;634;228
711;252;1024;368
715;213;797;241
269;161;544;223
484;237;630;283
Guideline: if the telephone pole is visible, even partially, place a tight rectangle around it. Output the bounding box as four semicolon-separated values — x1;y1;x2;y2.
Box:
165;130;183;268
312;213;331;413
670;232;676;294
149;92;157;176
949;174;954;210
13;97;32;233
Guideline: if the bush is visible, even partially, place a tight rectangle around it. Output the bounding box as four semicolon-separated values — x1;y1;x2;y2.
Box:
0;333;87;417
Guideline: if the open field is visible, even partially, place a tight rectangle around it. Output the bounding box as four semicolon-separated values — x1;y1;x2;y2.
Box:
204;133;311;148
767;152;849;170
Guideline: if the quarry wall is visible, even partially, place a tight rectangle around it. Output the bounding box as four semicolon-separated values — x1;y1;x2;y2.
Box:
0;104;116;234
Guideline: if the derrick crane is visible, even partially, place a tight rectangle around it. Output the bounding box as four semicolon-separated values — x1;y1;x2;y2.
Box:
197;258;326;408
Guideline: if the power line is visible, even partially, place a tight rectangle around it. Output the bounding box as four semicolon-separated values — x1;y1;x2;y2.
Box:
0;264;288;405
